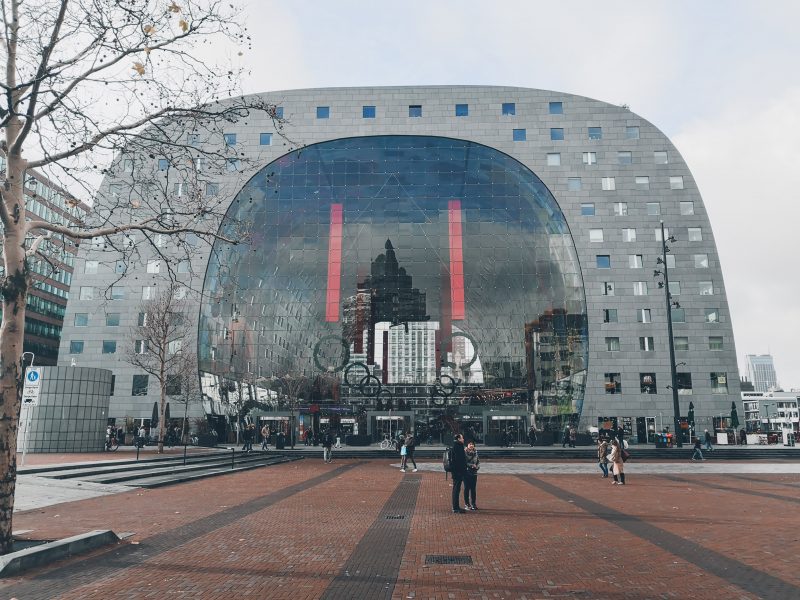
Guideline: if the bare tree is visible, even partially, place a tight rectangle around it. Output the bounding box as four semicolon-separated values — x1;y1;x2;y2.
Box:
170;348;200;445
0;0;285;550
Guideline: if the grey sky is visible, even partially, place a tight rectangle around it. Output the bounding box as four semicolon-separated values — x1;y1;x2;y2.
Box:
240;0;800;389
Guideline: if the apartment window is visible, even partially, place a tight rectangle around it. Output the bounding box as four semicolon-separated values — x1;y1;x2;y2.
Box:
639;336;655;351
135;340;148;354
138;312;148;327
84;260;99;274
408;105;422;118
626;126;640;139
74;313;89;327
102;340;117;354
688;227;702;241
629;254;643;269
178;260;191;274
666;254;676;269
637;308;652;323
362;105;376;119
580;203;595;216
605;337;620;352
635;176;650;190
640;373;657;394
646;202;661;216
582;152;597;165
671;307;686;323
603;309;618;323
546;153;561;166
550;128;564;141
669;281;681;296
699;281;714;295
601;177;616;191
501;102;515;115
549;101;563;114
602;282;615;296
110;286;125;300
168;340;183;354
704;308;720;323
512;128;526;141
142;286;153;300
694;254;709;268
567;177;582;191
172;182;186;197
670;176;684;190
613;202;628;216
622;228;637;242
223;133;236;146
132;374;149;396
274;106;284;119
69;340;84;354
654;151;668;164
680;201;695;215
157;158;169;171
79;286;94;300
146;260;161;274
596;255;611;269
455;104;469;116
588;127;602;140
674;337;689;351
316;106;330;119
676;372;692;394
187;133;200;146
710;372;728;394
709;336;723;351
589;229;604;243
166;375;182;396
115;261;126;274
205;182;219;197
226;158;240;172
633;281;647;295
259;132;273;145
617;151;632;165
604;373;622;394
106;313;120;327
123;159;134;172
655;227;670;242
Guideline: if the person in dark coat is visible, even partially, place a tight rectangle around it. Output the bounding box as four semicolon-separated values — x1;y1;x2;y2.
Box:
616;425;625;448
528;426;537;447
322;430;334;463
463;440;480;510
450;433;467;513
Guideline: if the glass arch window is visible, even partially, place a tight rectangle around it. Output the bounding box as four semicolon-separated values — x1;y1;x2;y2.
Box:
200;136;589;433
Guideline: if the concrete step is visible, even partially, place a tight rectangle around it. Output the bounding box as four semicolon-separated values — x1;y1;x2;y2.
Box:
126;456;300;488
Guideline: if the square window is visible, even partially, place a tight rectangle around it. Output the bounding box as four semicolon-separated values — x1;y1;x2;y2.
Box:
132;374;149;396
106;313;120;326
676;372;692;394
110;286;125;300
166;375;182;396
157;158;169;171
646;202;661;216
699;281;714;295
601;177;616;191
694;254;709;268
680;201;695;216
604;373;622;394
178;260;191;273
259;133;273;145
223;133;236;146
688;227;702;241
115;261;126;274
550;128;564;141
613;202;628;216
74;313;89;327
704;308;720;323
69;340;84;354
617;151;632;165
226;158;240;172
274;106;284;119
84;260;99;274
637;308;651;323
588;127;602;140
666;254;676;269
142;286;153;300
671;307;686;323
581;203;595;216
633;281;648;295
173;182;186;197
596;255;611;269
138;312;148;327
603;308;618;323
316;106;330;119
455;103;469;116
674;337;689;352
654;151;668;164
635;176;650;190
567;177;582;191
655;227;670;241
549;101;563;114
135;339;148;354
546;153;561;166
605;337;620;351
710;372;728;394
602;282;615;296
168;340;183;354
589;229;604;242
582;152;597;165
709;336;723;351
187;133;200;147
408;105;422;118
502;102;516;115
639;336;655;351
626;126;640;139
670;176;685;190
362;105;376;119
622;228;637;242
146;260;161;274
629;254;643;269
79;286;94;300
102;340;117;354
513;128;527;141
640;372;657;394
123;159;134;172
669;281;681;295
205;182;219;197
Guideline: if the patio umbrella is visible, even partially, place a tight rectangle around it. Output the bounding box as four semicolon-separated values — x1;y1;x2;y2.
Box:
165;402;171;424
151;401;159;429
730;402;740;429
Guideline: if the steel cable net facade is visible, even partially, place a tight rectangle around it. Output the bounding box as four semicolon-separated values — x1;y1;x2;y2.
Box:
199;136;588;433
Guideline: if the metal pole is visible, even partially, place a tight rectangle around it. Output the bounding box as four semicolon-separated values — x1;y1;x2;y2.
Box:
661;221;682;447
21;353;36;466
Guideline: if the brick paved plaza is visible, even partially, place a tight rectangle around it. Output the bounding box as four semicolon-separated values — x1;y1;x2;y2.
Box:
3;457;799;599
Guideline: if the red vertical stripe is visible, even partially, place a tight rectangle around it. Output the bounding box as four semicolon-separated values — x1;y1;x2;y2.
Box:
325;204;343;322
448;200;465;320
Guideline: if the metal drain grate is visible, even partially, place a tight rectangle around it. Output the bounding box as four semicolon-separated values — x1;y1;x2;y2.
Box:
385;514;405;520
425;555;473;565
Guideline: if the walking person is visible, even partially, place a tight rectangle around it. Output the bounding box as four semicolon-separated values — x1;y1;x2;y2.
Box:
562;425;570;448
322;429;333;463
261;424;270;451
450;433;467;513
568;426;577;448
399;437;408;472
609;439;626;485
597;438;609;478
616;424;625;449
704;429;714;452
691;437;705;461
463;440;480;510
528;426;537;447
404;433;418;472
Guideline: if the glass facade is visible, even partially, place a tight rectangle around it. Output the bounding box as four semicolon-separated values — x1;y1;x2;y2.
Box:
199;136;589;440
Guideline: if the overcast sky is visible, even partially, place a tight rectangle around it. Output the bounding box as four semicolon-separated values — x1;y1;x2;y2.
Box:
239;0;800;389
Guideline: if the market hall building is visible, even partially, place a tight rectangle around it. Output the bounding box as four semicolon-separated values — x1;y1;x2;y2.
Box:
57;86;741;446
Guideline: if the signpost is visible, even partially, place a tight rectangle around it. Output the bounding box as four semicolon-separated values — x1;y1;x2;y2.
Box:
21;367;42;465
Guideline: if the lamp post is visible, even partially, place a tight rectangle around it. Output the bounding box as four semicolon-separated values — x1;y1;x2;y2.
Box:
763;402;772;435
653;221;682;447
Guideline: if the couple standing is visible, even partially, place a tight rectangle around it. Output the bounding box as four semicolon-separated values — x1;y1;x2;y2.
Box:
450;433;480;513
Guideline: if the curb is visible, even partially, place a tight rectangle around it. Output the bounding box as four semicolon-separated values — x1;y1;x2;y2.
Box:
0;530;120;577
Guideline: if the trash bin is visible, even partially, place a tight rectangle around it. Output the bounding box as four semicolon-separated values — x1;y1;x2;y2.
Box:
275;433;285;450
655;434;668;449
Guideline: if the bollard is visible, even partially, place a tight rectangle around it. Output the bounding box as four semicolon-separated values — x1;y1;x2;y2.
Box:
136;442;140;461
231;447;235;469
183;441;188;466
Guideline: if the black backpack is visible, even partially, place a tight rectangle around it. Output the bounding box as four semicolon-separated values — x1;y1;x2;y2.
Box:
442;447;452;479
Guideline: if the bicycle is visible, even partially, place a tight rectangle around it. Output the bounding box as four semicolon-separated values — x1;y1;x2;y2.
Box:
104;435;119;452
379;435;395;450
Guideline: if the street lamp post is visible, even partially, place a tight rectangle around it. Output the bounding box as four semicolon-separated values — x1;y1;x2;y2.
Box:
763;402;772;436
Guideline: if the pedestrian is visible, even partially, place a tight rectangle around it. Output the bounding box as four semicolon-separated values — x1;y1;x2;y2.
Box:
322;429;333;463
568;425;577;448
691;437;704;461
261;424;270;451
399;436;408;472
562;425;570;448
616;425;625;448
704;429;714;452
597;438;609;478
450;433;467;513
739;428;747;445
528;426;537;447
404;433;418;472
463;440;480;510
609;439;626;485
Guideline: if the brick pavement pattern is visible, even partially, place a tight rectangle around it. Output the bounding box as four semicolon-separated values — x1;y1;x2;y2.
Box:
3;460;799;599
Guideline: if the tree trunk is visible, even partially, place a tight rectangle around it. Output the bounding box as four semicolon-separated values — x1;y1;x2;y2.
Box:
158;378;167;454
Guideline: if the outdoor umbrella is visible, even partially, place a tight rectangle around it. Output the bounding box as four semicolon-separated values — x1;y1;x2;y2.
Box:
730;402;740;429
151;401;159;430
165;402;171;424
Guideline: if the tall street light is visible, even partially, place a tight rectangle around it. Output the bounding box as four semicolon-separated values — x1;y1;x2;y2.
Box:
653;221;683;447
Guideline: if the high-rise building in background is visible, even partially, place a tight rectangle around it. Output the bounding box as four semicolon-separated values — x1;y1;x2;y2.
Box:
745;354;778;392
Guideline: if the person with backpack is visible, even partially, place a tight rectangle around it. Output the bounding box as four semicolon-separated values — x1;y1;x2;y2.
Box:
449;433;467;513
